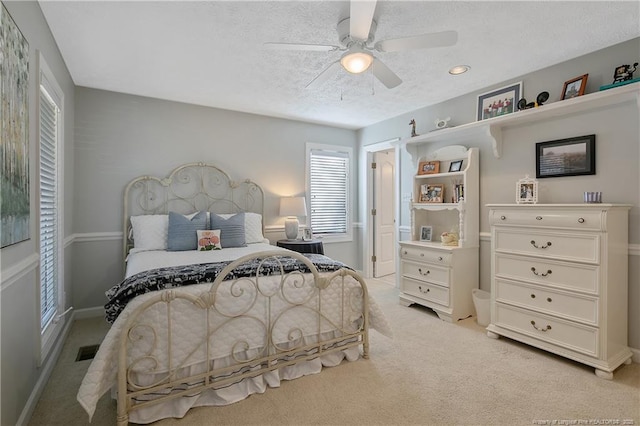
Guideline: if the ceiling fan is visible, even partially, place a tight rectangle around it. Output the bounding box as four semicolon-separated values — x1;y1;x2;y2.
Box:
264;0;458;89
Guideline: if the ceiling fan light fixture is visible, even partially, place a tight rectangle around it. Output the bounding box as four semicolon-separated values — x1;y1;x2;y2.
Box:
449;65;470;75
340;49;373;74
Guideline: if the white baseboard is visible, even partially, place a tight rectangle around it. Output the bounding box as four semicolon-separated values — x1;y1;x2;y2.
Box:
631;346;640;363
74;306;105;319
16;313;75;426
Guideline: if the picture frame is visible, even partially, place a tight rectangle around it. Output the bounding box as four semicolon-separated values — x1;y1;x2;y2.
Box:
417;160;440;175
302;227;313;241
476;81;522;121
420;225;433;242
561;74;588;100
536;134;596;178
448;160;463;172
516;175;538;204
419;184;444;203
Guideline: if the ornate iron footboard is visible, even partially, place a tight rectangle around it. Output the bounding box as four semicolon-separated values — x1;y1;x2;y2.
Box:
115;251;369;425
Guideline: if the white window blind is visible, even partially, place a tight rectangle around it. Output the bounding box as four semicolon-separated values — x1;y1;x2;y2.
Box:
38;53;64;364
39;87;59;330
308;148;349;237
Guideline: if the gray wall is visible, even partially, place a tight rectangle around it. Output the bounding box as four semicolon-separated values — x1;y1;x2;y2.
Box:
72;88;360;309
0;2;75;425
358;38;640;349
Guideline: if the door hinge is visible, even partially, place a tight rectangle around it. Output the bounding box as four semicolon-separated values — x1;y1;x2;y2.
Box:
371;208;376;216
371;255;377;262
371;162;377;169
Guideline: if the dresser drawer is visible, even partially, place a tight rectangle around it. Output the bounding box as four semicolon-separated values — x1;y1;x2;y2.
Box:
402;277;449;306
401;260;450;287
400;245;451;265
494;254;599;294
493;228;600;264
494;303;598;357
495;279;598;325
489;209;604;231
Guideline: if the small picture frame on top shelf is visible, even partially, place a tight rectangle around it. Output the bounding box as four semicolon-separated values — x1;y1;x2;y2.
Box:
561;74;588;100
516;175;538;204
448;160;463;172
420;226;433;242
417;161;440;175
302;228;313;241
420;184;444;203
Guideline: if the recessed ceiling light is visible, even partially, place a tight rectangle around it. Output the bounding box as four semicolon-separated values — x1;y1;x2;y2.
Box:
449;65;470;75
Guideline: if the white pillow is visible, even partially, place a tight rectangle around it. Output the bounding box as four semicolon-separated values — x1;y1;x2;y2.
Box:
130;215;168;250
219;212;264;244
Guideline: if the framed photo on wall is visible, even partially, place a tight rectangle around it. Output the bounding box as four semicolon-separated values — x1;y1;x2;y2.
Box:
536;134;596;178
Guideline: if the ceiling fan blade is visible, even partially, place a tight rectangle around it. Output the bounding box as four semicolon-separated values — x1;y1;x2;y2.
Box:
305;61;341;89
371;58;402;89
372;58;402;89
350;0;377;41
264;42;339;52
375;30;458;52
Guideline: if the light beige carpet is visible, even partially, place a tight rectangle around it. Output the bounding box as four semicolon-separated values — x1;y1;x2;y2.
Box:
29;277;639;425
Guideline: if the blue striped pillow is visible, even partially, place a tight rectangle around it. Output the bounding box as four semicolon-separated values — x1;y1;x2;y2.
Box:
167;211;208;251
210;213;246;248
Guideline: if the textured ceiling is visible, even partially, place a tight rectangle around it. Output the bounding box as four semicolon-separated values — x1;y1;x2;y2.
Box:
39;1;640;130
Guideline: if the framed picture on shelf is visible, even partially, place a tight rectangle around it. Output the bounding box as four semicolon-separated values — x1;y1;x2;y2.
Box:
516;175;538;204
561;74;588;100
448;160;463;172
302;228;313;241
536;134;595;178
417;161;440;175
420;225;433;242
419;184;444;203
476;81;522;121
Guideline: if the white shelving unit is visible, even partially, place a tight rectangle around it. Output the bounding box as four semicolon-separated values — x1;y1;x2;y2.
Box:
402;83;639;159
399;145;479;322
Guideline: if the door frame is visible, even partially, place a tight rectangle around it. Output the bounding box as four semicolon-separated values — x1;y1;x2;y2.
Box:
362;138;400;280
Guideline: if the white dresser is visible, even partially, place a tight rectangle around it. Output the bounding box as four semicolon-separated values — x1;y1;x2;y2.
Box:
486;204;632;379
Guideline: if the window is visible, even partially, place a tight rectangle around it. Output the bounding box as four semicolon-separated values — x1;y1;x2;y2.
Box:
38;53;64;363
306;143;352;242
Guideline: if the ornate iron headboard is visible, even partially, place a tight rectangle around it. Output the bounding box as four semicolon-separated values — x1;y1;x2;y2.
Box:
123;162;264;257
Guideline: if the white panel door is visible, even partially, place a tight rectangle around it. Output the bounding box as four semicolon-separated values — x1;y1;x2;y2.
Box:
374;150;395;277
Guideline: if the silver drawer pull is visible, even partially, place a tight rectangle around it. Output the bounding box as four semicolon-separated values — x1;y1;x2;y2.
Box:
530;320;551;332
536;216;543;220
420;253;424;257
500;215;506;220
578;217;585;223
418;268;430;276
418;286;430;294
530;240;552;249
403;250;407;255
546;297;552;303
438;256;443;261
531;267;552;277
530;294;536;299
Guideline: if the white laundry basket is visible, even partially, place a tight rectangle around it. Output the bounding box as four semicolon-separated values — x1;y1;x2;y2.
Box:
472;289;490;327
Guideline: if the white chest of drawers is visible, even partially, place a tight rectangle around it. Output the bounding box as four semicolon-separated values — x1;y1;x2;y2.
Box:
399;241;478;322
486;204;632;379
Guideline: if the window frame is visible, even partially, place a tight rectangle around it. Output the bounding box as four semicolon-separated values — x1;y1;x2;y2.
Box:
305;143;353;243
37;52;65;365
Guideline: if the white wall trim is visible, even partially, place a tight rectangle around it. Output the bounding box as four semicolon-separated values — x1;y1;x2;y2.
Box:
68;232;123;244
0;253;39;292
16;312;74;426
631;347;640;364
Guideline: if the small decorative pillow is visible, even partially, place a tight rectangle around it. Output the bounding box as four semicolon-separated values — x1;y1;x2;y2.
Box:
197;229;222;251
167;211;208;251
210;212;246;248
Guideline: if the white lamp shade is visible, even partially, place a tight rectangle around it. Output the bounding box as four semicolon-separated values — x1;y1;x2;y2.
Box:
340;50;373;74
280;197;307;240
279;197;307;217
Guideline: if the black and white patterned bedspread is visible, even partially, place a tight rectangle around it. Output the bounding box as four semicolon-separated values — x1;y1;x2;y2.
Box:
105;254;351;324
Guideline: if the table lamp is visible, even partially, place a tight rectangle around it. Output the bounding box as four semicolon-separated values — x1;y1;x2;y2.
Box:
280;196;307;240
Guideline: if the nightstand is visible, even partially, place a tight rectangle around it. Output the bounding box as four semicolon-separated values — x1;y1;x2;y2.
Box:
276;239;324;255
